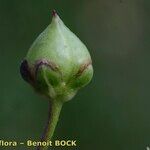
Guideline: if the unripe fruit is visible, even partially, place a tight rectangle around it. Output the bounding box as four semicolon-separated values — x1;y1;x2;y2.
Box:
20;11;93;150
20;10;93;102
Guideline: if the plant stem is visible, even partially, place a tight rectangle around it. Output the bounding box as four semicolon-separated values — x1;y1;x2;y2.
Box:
37;99;63;150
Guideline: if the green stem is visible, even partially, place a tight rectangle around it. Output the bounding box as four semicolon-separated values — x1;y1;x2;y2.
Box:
37;99;63;150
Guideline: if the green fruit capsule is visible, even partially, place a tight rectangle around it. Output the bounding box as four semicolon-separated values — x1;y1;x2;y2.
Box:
20;10;93;102
20;10;93;150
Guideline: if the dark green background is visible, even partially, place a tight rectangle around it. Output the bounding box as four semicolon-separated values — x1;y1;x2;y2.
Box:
0;0;150;150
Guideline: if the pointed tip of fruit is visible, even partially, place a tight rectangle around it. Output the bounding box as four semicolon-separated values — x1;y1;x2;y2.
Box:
52;10;57;17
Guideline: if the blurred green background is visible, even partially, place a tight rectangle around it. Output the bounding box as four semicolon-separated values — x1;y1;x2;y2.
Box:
0;0;150;150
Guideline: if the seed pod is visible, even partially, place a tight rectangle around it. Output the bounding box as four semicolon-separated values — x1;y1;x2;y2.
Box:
20;10;93;102
20;10;94;150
